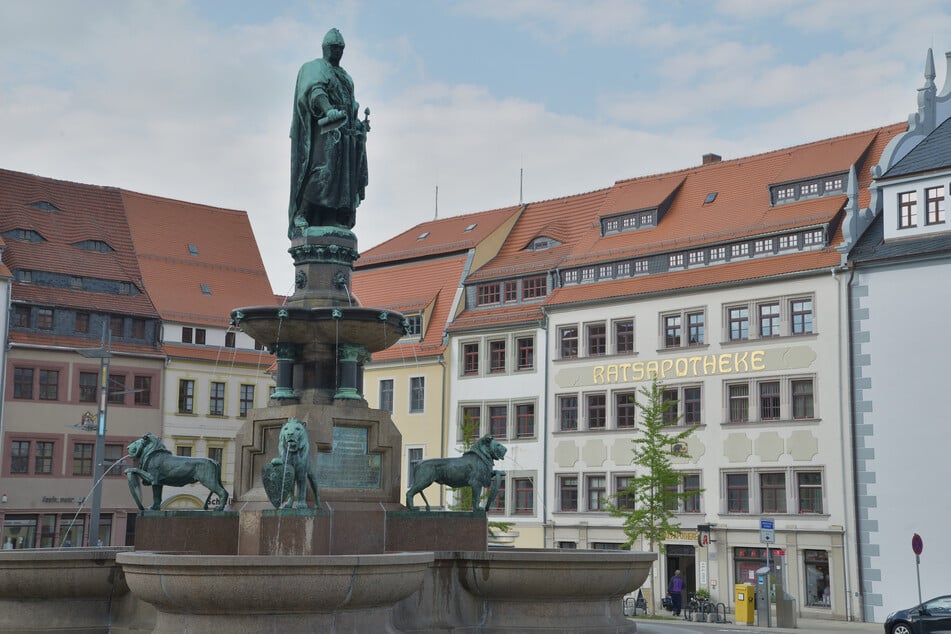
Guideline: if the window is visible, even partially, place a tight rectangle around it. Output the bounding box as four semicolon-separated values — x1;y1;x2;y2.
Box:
178;379;195;414
683;474;701;513
407;448;424;485
731;243;749;258
616;391;637;428
728;306;749;340
688;250;705;265
792;379;815;419
559;326;578;359
662;388;679;425
477;283;500;305
14;368;34;399
503;280;518;302
759;303;780;337
634;259;649;274
515;403;535;439
200;283;212;296
599;264;613;279
560;476;578;512
209;382;225;416
378;380;393;413
898;190;918;228
687;312;704;345
488;478;506;514
195;328;206;345
615;475;635;510
37;308;54;330
208;446;223;468
182;327;193;343
34;442;53;474
798;472;823;513
581;268;595;282
669;253;684;268
404;315;422;337
760;472;787;513
514;478;534;514
489;340;506;373
463;342;479;375
79;372;97;402
760;381;781;420
131;319;146;339
110;316;123;337
587;394;606;429
755;239;773;254
804;550;830;608
803;229;823;245
729;384;749;422
587;475;607;511
73;442;94;476
726;473;749;513
927;186;946;224
586;323;606;356
489;405;507;439
128;375;149;406
177;446;192;458
225;331;236;348
409;377;425;413
614;320;634;355
522;276;547;299
238;384;255;416
563;270;579;284
559;395;578;431
75;312;90;333
104;444;125;477
709;246;726;261
791;299;813;335
683;387;702;425
107;374;125;404
664;315;681;348
516;337;534;370
778;234;795;250
617;262;631;277
11;441;30;473
460;406;481;442
39;369;59;401
13;305;31;327
776;186;795;201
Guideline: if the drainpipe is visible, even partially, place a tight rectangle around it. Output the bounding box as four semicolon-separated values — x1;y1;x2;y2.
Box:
833;264;855;621
438;355;447;508
0;282;11;474
845;263;865;621
540;307;550;544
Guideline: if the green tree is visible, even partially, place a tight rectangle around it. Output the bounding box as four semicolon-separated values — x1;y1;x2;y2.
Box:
608;379;702;614
450;413;513;538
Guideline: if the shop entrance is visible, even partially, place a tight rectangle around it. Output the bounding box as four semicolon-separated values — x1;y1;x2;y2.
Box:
666;544;697;598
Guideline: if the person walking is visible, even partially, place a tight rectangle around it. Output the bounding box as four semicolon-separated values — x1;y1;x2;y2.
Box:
668;569;685;616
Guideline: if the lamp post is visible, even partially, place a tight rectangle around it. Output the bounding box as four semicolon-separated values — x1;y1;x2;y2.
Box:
76;327;111;547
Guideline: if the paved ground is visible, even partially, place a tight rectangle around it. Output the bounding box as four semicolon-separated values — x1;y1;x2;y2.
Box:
630;615;883;633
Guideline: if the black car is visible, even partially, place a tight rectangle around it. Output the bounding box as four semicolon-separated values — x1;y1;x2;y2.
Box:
885;595;951;634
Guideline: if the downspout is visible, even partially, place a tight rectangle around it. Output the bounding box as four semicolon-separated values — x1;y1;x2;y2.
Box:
540;306;550;545
845;263;865;621
833;265;854;622
438;355;447;508
0;282;11;474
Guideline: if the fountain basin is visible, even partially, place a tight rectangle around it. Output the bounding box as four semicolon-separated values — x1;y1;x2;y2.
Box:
231;305;405;353
117;551;433;633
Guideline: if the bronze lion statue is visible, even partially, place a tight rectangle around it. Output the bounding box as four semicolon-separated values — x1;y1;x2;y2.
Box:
125;432;229;511
406;435;507;511
262;418;321;509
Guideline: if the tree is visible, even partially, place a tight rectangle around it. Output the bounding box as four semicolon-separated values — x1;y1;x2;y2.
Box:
608;379;702;614
450;413;513;538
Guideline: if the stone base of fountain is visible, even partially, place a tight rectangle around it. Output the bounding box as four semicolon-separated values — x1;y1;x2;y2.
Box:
136;510;239;555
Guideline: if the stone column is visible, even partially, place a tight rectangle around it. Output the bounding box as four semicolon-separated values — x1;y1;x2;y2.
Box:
271;342;301;402
335;343;367;400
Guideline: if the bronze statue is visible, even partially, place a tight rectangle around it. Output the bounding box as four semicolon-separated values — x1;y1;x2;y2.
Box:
289;27;369;237
406;435;507;512
125;433;229;511
262;418;321;509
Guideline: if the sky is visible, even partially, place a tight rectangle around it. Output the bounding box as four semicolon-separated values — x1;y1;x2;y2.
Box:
2;0;951;295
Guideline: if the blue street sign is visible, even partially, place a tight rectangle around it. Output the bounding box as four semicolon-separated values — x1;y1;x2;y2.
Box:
912;533;924;556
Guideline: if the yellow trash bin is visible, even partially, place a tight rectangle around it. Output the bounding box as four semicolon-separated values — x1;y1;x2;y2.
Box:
734;583;755;625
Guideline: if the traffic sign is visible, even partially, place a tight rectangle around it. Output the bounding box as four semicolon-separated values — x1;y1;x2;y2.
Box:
912;533;924;556
760;518;775;544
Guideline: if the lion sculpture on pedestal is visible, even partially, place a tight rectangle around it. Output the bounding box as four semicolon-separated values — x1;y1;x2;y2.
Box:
406;435;507;512
262;418;321;509
125;432;229;511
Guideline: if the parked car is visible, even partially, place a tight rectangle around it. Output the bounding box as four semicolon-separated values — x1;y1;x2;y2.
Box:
885;595;951;634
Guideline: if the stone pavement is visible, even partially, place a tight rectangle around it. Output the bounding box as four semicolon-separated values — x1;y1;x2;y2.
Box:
655;615;883;632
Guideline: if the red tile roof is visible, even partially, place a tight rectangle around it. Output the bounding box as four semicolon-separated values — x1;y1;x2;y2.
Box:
9;330;163;357
352;254;468;361
162;342;273;368
358;205;521;267
0;168;160;316
121;190;275;327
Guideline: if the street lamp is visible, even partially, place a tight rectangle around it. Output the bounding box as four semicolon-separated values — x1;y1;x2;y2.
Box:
75;327;111;547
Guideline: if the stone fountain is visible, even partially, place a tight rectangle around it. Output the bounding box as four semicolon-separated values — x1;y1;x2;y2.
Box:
0;28;654;633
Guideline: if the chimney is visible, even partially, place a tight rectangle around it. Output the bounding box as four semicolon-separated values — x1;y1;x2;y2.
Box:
702;153;722;165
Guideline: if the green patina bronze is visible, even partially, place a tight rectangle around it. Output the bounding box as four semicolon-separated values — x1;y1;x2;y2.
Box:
406;435;508;512
125;432;229;511
289;27;369;238
262;418;321;509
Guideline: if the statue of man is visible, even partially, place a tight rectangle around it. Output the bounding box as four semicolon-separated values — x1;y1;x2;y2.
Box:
288;28;369;237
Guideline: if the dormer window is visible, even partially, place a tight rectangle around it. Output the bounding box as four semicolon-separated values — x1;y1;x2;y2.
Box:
926;186;946;225
898;191;918;228
73;240;113;253
601;209;657;235
772;172;847;205
404;314;422;337
527;236;560;251
29;201;60;212
3;229;45;243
